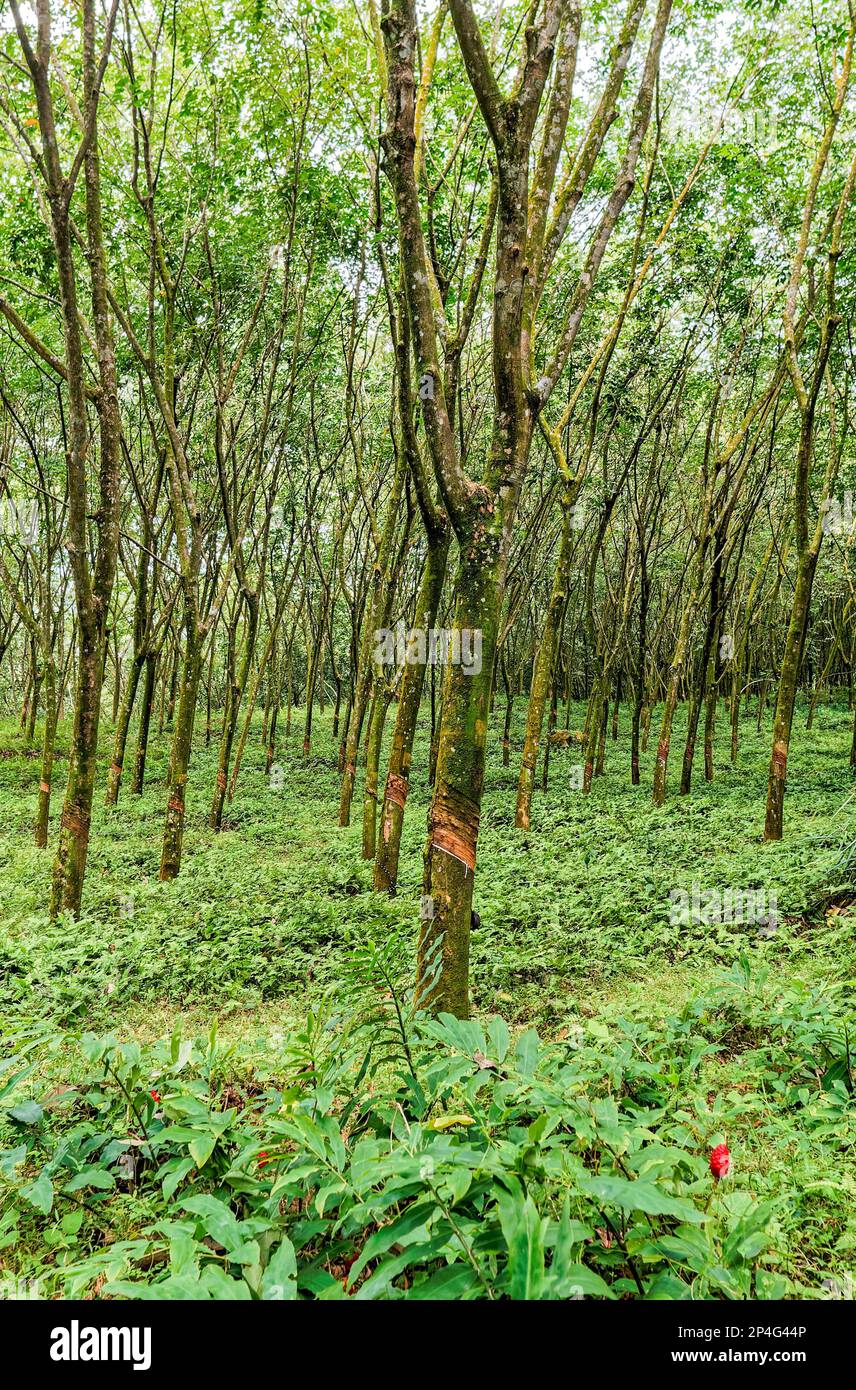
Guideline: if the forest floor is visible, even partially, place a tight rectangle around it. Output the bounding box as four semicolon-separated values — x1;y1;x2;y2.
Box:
0;699;854;1300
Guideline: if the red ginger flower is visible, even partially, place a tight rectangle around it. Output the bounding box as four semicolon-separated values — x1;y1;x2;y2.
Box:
150;1089;161;1102
710;1143;731;1180
257;1151;270;1170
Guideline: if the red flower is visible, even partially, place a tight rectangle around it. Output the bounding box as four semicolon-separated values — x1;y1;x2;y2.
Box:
257;1151;270;1170
710;1143;731;1180
150;1089;161;1102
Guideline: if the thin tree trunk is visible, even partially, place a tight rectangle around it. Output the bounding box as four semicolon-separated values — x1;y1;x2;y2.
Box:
131;652;157;794
160;628;203;879
764;556;817;840
211;597;258;829
50;636;101;917
416;553;501;1018
35;657;57;848
501;653;513;769
374;532;449;892
515;498;572;829
362;688;393;860
105;654;145;806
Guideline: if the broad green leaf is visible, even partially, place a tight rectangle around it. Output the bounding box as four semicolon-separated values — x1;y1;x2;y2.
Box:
513;1029;540;1078
64;1168;115;1193
21;1172;54;1215
188;1132;217;1168
580;1174;705;1224
262;1236;298;1300
496;1188;546;1300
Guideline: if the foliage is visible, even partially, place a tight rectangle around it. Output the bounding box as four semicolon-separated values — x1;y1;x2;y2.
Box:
0;699;850;1029
1;943;854;1301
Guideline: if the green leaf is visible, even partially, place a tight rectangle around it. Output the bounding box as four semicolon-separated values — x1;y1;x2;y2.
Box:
348;1202;434;1286
0;1063;37;1104
486;1016;510;1064
21;1172;54;1215
180;1194;260;1264
162;1156;196;1201
579;1174;705;1224
496;1188;546;1300
513;1029;540;1078
188;1132;218;1168
0;1145;27;1178
262;1236;298;1300
7;1100;43;1125
548;1195;595;1298
557;1263;615;1299
644;1271;693;1300
736;1231;770;1261
406;1264;481;1299
63;1168;115;1193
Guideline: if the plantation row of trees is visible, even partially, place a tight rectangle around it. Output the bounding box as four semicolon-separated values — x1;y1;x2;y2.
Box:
0;0;854;1017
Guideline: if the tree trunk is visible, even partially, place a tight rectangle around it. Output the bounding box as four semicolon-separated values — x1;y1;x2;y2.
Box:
338;458;407;825
729;657;740;763
764;555;817;840
50;632;101;917
26;650;41;744
362;688;393;860
35;657;57;849
416;552;500;1018
501;661;513;769
703;641;720;782
160;628;203;879
211;597;258;829
374;531;449;893
541;679;558;791
105;653;145;806
131;652;157;794
515;498;572;829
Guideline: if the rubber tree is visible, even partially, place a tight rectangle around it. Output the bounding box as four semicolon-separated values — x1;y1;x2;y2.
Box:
337;289;409;824
0;451;63;848
105;450;168;806
7;0;123;917
361;485;416;858
227;521;304;800
205;184;311;828
765;30;856;839
382;0;672;1014
373;99;497;881
373;287;453;891
513;118;697;824
652;327;793;806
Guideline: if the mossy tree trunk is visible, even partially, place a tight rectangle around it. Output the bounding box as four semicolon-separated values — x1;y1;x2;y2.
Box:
12;1;123;917
374;528;450;892
131;652;157;794
160;620;203;879
765;59;856;838
383;0;671;1014
515;495;573;829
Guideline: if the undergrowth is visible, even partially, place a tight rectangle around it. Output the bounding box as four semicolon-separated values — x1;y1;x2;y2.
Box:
0;698;853;1299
